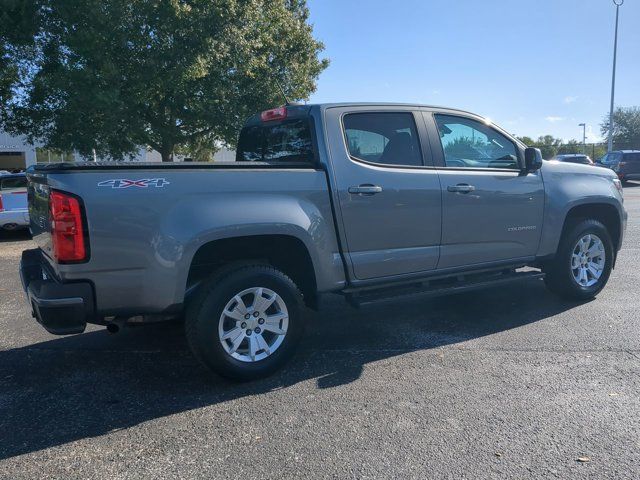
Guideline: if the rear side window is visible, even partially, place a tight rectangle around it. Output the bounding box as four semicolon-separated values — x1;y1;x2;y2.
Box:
236;119;314;164
0;176;27;192
343;112;422;167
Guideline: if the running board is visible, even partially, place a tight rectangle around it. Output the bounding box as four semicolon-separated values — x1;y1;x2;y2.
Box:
344;270;545;308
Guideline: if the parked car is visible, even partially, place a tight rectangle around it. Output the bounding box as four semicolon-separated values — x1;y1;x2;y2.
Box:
0;173;29;231
553;154;594;165
20;103;627;380
597;150;640;184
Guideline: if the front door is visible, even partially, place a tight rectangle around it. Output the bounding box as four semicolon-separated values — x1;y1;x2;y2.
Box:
324;107;442;280
426;112;544;269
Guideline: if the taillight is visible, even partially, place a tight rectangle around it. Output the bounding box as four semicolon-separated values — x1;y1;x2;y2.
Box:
260;106;287;122
50;190;87;263
0;195;3;213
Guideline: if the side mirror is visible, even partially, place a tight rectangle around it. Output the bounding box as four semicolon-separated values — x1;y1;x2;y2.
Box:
524;147;543;172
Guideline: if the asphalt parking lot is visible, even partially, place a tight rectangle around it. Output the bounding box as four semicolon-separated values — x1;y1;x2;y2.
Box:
1;184;639;480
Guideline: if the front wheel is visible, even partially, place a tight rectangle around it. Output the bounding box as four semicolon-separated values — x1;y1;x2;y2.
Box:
185;265;305;381
544;219;614;300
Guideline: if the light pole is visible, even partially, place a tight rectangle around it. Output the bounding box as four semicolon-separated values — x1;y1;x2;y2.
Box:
578;123;586;154
607;0;623;153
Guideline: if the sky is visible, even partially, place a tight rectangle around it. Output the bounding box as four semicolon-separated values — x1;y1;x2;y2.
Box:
306;0;639;143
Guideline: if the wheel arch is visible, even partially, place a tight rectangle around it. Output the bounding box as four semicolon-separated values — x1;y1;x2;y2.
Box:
185;234;319;309
561;203;622;254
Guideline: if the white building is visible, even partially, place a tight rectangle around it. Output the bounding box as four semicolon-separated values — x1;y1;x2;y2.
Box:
0;130;234;170
0;131;37;170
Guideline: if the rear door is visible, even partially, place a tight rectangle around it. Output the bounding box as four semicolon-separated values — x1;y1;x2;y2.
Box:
425;112;544;269
324;106;442;280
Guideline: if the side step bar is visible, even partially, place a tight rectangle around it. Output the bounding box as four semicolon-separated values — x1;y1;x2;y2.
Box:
344;270;545;308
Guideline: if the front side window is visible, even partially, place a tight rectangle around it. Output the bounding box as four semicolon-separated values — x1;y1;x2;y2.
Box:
434;114;519;169
343;112;422;167
236;119;314;163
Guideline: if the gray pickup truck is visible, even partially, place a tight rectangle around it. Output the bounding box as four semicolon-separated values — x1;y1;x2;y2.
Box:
21;103;627;380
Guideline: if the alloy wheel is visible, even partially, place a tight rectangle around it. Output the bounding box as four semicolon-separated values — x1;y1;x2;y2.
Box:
218;287;289;362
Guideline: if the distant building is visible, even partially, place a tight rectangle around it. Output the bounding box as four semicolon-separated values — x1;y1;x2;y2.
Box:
0;130;235;170
0;131;36;170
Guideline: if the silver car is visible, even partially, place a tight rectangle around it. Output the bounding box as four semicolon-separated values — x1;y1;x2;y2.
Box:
0;173;29;231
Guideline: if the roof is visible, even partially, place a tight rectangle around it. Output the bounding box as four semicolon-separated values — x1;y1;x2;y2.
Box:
314;102;479;115
244;102;490;127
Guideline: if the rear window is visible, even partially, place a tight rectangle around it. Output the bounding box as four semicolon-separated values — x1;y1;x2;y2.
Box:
624;153;640;162
0;176;27;192
236;119;314;164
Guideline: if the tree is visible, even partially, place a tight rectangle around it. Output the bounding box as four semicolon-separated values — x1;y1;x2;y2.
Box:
534;135;562;159
557;139;581;155
517;136;535;147
0;0;328;161
601;106;640;150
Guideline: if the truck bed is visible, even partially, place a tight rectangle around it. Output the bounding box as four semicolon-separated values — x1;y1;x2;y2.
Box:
27;163;345;317
30;161;315;171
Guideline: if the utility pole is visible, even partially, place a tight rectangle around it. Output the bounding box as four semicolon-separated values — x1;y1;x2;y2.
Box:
578;123;586;154
607;0;624;153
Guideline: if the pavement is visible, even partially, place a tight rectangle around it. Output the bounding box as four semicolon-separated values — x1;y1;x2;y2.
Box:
0;183;639;479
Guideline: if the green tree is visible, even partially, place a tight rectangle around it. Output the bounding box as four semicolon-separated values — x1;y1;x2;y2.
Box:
601;106;640;150
534;135;562;159
557;139;582;155
517;136;535;146
0;0;328;161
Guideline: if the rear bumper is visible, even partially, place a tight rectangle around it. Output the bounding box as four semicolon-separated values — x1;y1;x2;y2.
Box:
20;248;94;335
0;210;29;228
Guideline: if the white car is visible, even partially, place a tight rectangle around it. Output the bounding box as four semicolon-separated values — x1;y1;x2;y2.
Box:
0;173;29;231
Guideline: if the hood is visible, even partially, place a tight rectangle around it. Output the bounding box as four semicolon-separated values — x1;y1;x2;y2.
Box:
541;160;617;179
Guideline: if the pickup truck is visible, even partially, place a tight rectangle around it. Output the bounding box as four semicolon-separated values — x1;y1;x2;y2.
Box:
21;103;627;380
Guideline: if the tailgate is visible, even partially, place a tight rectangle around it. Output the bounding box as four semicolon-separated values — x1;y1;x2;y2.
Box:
26;172;54;258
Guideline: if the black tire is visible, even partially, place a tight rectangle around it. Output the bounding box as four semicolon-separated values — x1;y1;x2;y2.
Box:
185;264;305;381
544;219;614;300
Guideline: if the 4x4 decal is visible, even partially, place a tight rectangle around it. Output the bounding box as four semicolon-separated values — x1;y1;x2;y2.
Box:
98;178;170;189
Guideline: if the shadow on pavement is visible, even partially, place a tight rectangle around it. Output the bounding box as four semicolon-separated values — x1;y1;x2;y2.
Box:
0;230;31;243
0;279;582;459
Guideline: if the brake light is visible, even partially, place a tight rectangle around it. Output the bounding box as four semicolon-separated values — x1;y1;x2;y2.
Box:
50;190;87;263
260;106;287;122
0;195;3;213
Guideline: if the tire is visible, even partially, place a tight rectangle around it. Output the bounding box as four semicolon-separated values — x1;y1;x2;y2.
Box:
185;264;305;381
544;219;614;300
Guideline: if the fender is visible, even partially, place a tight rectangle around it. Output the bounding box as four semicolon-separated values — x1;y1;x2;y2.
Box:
537;163;626;257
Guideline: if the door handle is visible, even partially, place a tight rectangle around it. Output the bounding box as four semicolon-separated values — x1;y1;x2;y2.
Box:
447;183;475;194
348;184;383;195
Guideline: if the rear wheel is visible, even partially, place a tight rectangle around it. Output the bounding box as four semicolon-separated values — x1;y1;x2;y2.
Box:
185;265;305;381
544;219;614;300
